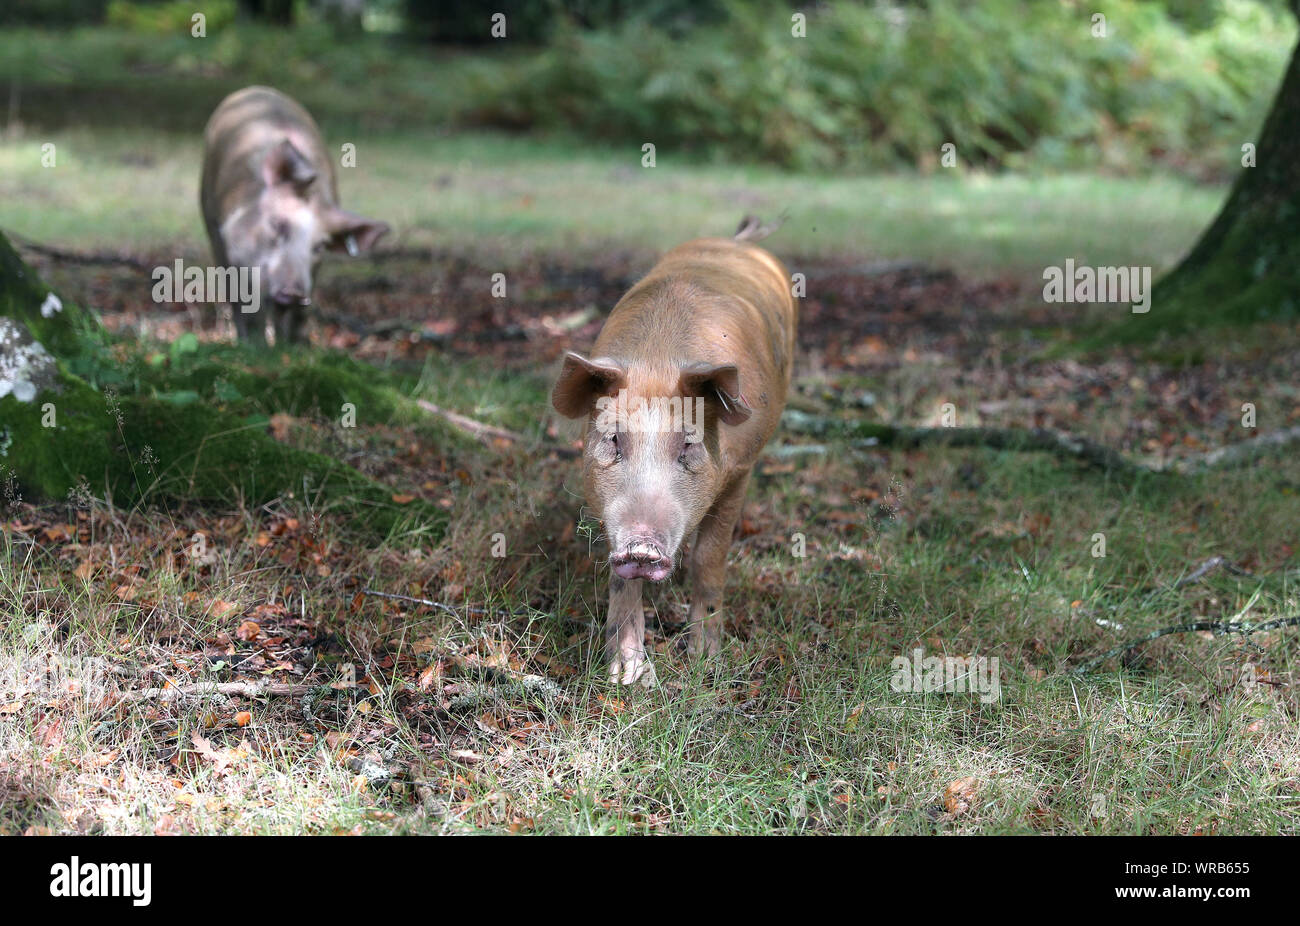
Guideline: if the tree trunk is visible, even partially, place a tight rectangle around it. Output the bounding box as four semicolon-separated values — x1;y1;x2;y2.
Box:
240;0;294;26
1146;9;1300;338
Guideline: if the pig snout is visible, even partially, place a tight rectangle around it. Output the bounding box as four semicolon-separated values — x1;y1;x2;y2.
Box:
609;529;674;582
272;287;311;307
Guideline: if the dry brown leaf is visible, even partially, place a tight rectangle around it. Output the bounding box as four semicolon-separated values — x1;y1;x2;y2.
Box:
944;777;980;815
418;665;440;692
153;814;180;836
211;599;238;619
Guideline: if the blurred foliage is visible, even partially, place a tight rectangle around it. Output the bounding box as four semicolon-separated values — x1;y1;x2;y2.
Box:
106;0;238;33
469;0;1295;176
403;0;728;44
1;0;1293;178
0;0;109;26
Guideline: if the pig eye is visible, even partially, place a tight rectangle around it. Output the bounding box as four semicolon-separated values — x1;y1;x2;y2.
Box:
610;431;621;461
679;431;705;468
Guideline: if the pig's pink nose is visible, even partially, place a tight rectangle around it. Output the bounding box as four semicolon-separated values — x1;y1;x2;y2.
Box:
273;290;310;306
610;539;673;582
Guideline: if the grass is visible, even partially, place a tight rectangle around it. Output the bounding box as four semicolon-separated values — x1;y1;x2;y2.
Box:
4;415;1299;834
0;126;1224;279
4;238;1300;833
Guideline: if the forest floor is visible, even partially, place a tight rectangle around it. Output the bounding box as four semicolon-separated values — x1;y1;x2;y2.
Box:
2;42;1300;829
4;226;1300;833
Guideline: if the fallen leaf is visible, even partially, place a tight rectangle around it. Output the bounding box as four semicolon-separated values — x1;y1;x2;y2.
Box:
211;600;239;619
944;777;980;815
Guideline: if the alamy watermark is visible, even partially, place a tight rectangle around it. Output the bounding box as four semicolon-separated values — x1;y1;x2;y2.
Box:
595;390;705;440
1042;259;1151;313
50;857;151;906
151;259;261;313
890;648;1001;704
0;650;119;702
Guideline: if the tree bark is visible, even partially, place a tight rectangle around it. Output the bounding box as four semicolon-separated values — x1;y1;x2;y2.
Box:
1146;8;1300;337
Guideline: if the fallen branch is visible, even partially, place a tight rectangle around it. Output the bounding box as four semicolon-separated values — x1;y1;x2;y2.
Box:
127;681;318;702
360;588;534;620
1072;613;1300;675
780;410;1300;475
361;587;462;616
415;399;579;457
1176;424;1300;472
781;411;1140;473
1174;555;1253;588
11;233;151;270
314;311;531;345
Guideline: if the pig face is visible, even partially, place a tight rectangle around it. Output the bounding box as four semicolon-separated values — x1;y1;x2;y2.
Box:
220;139;388;308
553;353;752;581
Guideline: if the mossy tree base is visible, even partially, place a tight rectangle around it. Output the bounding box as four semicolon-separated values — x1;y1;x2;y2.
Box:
0;230;446;538
1124;15;1300;343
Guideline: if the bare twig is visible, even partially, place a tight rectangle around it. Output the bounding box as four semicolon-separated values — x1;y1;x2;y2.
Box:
733;212;787;243
359;587;536;621
780;410;1300;476
361;587;461;616
415;398;526;443
11;233;151;270
1173;555;1254;589
127;681;318;702
1072;614;1300;675
415;398;579;457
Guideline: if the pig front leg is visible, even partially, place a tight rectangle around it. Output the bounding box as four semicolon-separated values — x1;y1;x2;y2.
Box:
606;575;656;687
273;302;307;345
686;471;751;658
233;305;268;345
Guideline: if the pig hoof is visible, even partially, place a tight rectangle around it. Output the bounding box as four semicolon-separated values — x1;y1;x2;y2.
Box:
609;652;658;688
686;633;720;659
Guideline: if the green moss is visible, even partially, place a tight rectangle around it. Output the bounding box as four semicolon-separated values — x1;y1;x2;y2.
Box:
1081;41;1300;351
0;230;105;357
1;232;445;538
156;349;412;423
1;372;444;537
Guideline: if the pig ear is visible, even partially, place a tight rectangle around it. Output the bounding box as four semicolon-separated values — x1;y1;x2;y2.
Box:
680;362;752;426
264;139;317;190
552;352;625;419
324;208;391;255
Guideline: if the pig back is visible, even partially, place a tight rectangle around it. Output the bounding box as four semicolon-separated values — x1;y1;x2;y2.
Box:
595;237;797;452
200;86;339;249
